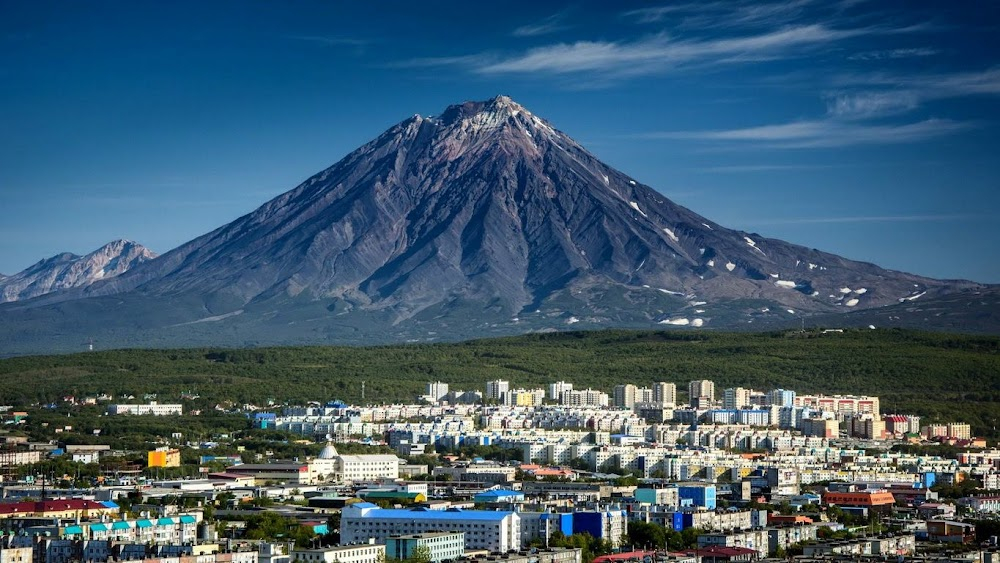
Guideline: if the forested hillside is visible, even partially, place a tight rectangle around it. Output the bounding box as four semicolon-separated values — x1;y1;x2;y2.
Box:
1;329;997;436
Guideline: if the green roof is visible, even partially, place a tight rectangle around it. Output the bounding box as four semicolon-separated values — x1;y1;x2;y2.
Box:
136;519;153;528
112;521;131;530
91;524;108;532
179;515;196;524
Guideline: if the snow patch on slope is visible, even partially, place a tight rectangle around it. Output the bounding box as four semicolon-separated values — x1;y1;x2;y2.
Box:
629;201;648;218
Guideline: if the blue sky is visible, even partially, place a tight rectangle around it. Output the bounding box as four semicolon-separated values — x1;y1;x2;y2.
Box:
1;1;998;282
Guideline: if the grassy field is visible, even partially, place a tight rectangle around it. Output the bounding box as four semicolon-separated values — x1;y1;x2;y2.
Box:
1;328;998;436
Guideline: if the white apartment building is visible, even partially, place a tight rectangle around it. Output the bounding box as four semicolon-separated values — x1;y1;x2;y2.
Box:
486;380;511;404
722;388;752;410
549;381;574;401
425;382;449;401
561;389;609;408
688;380;716;404
795;394;880;417
292;544;385;563
653;382;677;405
341;503;521;553
107;402;182;416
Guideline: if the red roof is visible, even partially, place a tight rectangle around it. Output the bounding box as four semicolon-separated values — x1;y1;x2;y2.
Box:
691;546;758;557
593;551;657;563
0;499;111;515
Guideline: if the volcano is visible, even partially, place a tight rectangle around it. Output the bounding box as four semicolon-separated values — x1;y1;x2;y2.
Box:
0;96;983;353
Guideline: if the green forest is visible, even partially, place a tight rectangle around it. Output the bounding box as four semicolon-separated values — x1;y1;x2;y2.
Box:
1;328;998;436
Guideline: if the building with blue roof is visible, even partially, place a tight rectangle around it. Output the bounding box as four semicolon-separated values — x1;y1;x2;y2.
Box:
341;503;521;553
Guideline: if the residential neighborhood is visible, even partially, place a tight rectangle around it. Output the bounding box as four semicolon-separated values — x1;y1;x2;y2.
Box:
1;378;998;563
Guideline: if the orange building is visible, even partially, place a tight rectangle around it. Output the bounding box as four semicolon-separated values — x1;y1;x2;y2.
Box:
147;448;181;468
823;490;895;508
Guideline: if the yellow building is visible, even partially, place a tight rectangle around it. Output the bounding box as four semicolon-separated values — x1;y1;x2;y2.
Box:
148;448;181;468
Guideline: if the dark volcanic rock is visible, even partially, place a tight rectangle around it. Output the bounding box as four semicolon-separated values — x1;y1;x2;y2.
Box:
1;96;984;351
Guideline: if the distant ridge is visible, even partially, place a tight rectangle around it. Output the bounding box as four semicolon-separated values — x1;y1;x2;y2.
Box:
0;239;156;303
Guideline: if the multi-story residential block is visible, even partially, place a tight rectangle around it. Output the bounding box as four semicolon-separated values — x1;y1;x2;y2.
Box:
613;385;637;408
697;525;819;558
510;389;546;407
292;544;385;563
425;382;449;402
432;462;516;484
486;380;511;404
768;389;796;408
341;503;521;552
571;509;628;547
147;448;181;468
688;380;715;406
549;382;574;402
561;389;609;408
722;388;751;410
801;417;839;438
795;395;879;417
107;402;182;416
385;533;465;563
881;414;921;436
947;423;972;440
653;382;677;406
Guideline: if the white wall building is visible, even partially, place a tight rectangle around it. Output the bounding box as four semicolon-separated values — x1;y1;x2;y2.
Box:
107;402;182;416
341;503;521;553
292;544;385;563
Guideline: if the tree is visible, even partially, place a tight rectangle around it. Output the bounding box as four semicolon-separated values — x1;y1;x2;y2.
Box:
407;546;432;563
626;521;666;549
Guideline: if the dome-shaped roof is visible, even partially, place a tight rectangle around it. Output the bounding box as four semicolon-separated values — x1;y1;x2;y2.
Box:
318;443;338;459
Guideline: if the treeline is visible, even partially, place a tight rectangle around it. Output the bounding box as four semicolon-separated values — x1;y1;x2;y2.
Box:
1;328;998;435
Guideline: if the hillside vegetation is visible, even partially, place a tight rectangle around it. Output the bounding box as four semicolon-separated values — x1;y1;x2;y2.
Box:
1;329;998;436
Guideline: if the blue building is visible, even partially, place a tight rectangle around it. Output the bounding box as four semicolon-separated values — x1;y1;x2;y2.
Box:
571;509;628;547
678;484;717;510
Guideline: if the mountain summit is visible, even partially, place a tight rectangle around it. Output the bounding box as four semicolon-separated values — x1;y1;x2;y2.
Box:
0;239;156;303
0;97;984;351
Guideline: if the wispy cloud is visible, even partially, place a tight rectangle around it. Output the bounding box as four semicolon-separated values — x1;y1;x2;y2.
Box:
824;91;919;119
472;25;869;77
513;13;570;37
827;67;1000;118
847;47;939;60
849;67;1000;96
624;0;816;31
622;5;689;25
640;117;972;148
389;53;491;69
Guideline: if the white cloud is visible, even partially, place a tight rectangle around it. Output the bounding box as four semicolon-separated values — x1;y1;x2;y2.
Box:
847;47;939;60
826;67;1000;118
474;25;867;76
825;91;919;119
623;0;814;30
513;13;570;37
641;118;972;148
